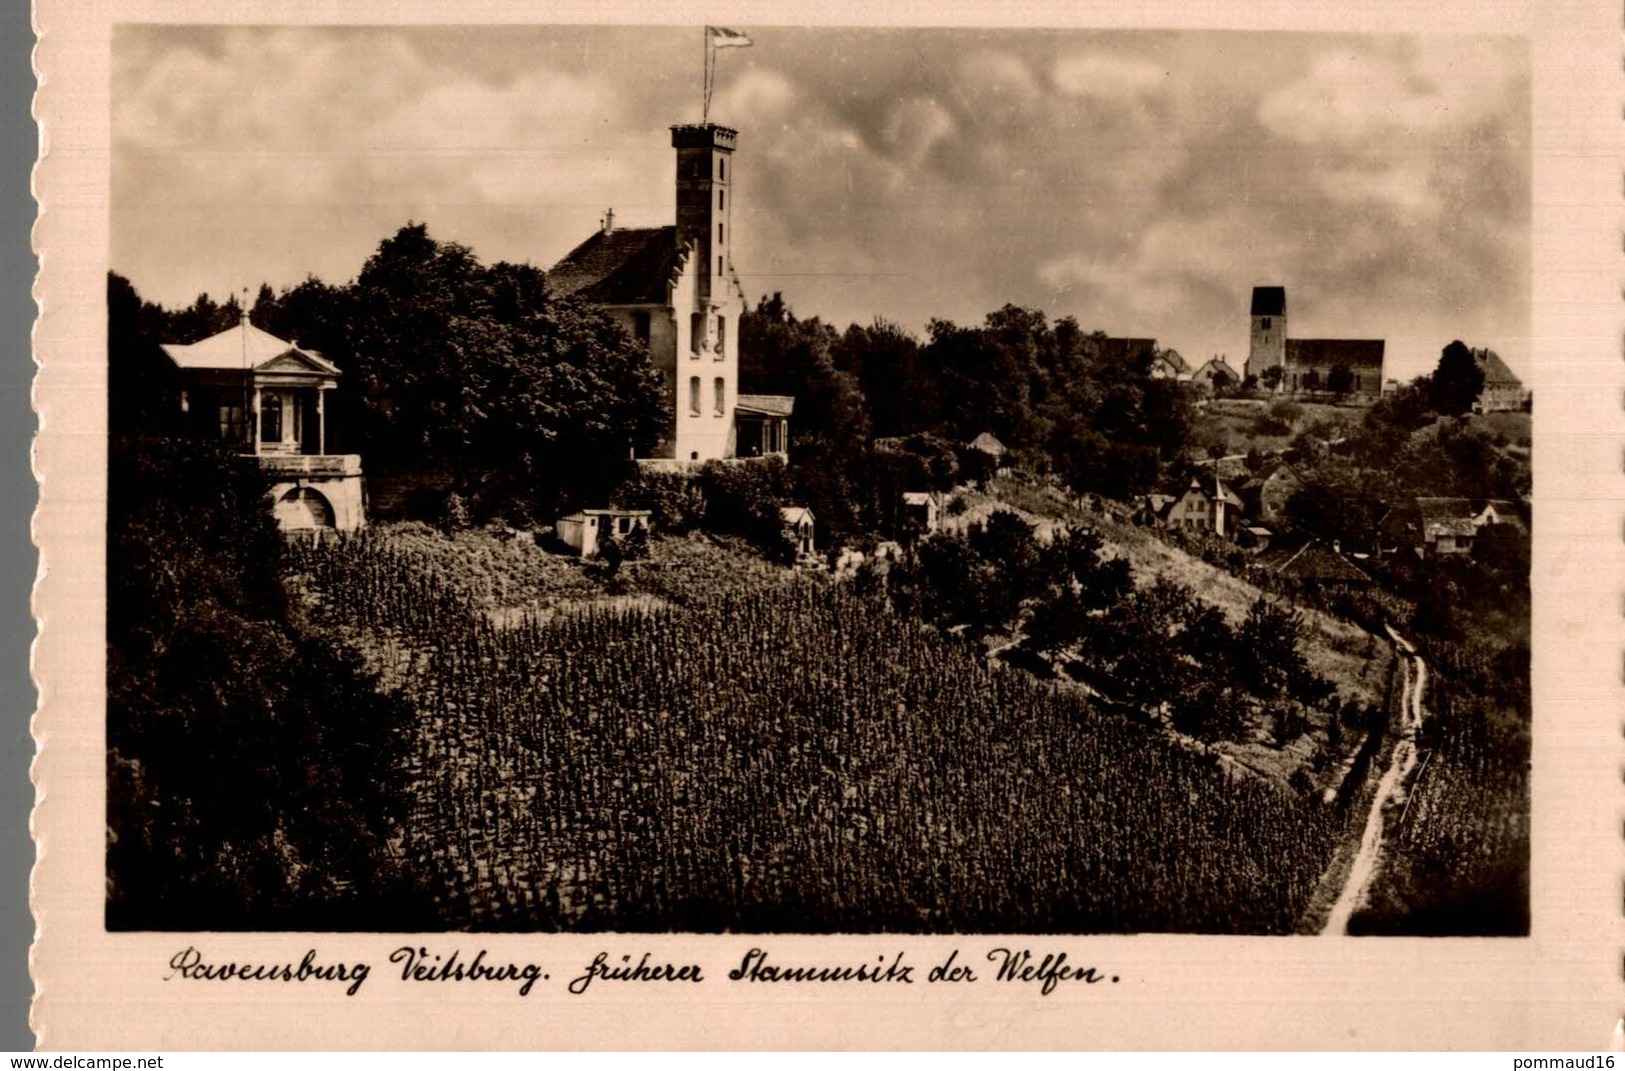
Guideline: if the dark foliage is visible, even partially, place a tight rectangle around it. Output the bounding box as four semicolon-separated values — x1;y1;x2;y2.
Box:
105;436;426;929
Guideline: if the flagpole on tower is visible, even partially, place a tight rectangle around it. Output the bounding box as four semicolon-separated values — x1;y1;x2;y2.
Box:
701;26;752;124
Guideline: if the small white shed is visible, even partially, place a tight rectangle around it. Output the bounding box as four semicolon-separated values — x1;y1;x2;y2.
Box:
555;508;651;558
779;506;816;559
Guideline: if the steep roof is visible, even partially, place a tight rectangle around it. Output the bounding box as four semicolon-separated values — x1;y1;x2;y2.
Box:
1414;497;1473;524
1286;338;1385;371
1413;496;1525;538
1096;337;1157;367
1259;539;1371;583
968;431;1007;455
1192;356;1238;382
1251;286;1286;316
1213;479;1244;509
736;394;795;418
780;506;814;526
1475;350;1522;386
160;321;339;374
1151;349;1190;374
548;226;687;306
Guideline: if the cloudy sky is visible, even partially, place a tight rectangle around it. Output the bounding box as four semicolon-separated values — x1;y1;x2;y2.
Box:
112;25;1529;381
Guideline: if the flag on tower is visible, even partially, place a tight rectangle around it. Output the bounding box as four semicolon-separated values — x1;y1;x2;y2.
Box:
702;27;753;121
707;26;752;48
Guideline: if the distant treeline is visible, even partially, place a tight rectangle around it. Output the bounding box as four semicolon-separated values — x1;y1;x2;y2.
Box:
111;221;1204;544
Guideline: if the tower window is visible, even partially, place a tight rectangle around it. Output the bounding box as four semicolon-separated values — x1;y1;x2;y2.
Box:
1261;317;1271;330
718;190;725;210
691;313;705;354
715;316;726;354
689;376;701;416
714;377;725;416
719;157;726;181
718;255;724;276
718;222;724;244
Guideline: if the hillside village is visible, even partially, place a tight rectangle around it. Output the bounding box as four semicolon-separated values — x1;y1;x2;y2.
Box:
107;106;1531;938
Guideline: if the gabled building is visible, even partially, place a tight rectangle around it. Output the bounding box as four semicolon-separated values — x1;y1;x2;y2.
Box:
1257;539;1371;587
1189;355;1240;392
967;431;1007;460
1147;348;1191;382
160;315;365;532
1473;350;1528;413
1144;476;1244;538
1382;497;1525;558
779;506;816;559
549;122;789;463
1096;337;1158;369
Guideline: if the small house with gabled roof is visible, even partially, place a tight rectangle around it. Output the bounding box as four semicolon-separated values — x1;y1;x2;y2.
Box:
160;314;365;532
1257;538;1371;587
1190;355;1240;392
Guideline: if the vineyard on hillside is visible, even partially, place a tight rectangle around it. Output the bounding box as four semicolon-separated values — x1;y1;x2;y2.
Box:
293;532;1341;933
1350;640;1530;936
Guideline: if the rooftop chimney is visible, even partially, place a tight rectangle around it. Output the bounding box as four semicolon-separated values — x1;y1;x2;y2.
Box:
602;208;615;235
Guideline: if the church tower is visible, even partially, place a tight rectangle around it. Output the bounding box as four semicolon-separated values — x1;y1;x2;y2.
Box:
671;122;737;312
1247;285;1287;383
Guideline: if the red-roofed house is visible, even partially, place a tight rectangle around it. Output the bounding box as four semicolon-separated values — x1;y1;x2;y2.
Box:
550;122;787;463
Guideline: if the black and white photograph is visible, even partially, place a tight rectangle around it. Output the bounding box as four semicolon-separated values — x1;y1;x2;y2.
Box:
103;23;1533;940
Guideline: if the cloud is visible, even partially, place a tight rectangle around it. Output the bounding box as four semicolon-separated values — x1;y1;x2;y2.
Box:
110;26;1529;383
1052;52;1167;100
879;98;955;168
1257;40;1520;147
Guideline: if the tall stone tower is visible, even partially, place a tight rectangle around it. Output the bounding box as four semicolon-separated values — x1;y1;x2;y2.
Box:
671;122;737;310
1247;285;1287;383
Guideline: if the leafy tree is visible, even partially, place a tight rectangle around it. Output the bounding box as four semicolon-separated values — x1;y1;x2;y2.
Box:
1234;597;1308;700
1327;363;1354;398
1429;340;1486;416
1261;366;1284;391
106;435;424;929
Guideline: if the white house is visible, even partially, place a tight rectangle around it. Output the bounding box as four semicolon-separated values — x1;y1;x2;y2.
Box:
550;122;791;463
160;314;366;532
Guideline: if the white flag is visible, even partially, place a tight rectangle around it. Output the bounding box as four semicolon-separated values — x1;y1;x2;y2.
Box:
707;26;752;48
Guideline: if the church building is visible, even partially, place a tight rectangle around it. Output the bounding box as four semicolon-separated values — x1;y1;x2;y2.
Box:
549;122;792;463
1245;286;1384;404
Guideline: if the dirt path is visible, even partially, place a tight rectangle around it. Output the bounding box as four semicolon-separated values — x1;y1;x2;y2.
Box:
1322;630;1425;934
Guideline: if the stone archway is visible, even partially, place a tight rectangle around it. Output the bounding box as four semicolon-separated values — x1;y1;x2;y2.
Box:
273;486;335;530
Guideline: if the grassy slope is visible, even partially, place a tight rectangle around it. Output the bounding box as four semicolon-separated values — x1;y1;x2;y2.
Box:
1191;398;1362;455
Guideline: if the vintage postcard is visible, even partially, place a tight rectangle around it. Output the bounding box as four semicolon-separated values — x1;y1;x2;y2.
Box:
29;0;1621;1050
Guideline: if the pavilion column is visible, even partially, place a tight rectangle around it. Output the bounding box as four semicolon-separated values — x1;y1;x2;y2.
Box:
317;387;326;455
251;386;261;454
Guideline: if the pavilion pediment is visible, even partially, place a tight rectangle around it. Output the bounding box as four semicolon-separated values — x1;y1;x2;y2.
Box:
259;350;332;375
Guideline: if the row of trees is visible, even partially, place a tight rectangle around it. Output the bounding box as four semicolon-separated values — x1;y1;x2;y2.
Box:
740;294;1197;546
